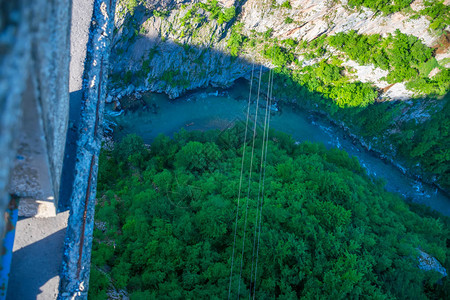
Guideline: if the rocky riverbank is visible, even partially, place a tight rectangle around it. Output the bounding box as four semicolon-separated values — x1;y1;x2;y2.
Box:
107;75;450;202
317;110;450;197
106;81;450;218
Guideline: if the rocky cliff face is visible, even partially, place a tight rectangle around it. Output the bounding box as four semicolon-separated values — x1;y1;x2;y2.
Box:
237;0;448;99
109;0;252;99
109;0;449;101
240;0;438;45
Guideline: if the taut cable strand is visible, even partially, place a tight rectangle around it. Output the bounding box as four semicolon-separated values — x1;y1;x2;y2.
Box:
228;62;255;299
252;64;275;300
237;65;264;298
249;67;272;299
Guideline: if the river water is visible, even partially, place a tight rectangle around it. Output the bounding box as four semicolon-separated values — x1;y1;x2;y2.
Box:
106;80;450;216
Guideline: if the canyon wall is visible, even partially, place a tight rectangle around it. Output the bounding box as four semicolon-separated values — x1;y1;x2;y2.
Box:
109;0;252;99
108;0;449;100
107;0;449;193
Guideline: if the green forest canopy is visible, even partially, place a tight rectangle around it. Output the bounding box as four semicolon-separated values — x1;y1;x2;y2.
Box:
90;128;449;299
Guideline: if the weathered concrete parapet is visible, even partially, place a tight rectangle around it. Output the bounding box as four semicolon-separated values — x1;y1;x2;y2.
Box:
0;0;31;239
0;0;71;221
0;0;71;242
59;0;116;298
0;0;72;296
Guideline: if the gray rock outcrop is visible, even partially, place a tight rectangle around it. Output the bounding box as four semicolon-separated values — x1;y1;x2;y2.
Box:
109;0;252;99
418;249;448;278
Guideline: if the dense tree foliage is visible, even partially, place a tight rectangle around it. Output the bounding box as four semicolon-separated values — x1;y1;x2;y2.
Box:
198;0;236;25
90;128;449;299
262;45;295;67
406;69;450;96
264;64;377;109
347;0;450;32
243;23;447;99
295;62;378;108
328;30;436;84
252;25;449;188
266;66;450;189
420;0;450;31
393;97;450;187
255;28;448;108
327;30;449;95
348;0;413;14
227;22;246;56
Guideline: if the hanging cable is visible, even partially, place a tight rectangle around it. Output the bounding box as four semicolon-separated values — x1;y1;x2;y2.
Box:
249;66;272;298
252;65;275;299
228;62;255;300
237;65;264;298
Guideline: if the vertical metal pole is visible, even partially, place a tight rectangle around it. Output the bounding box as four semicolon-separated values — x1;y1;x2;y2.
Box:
0;196;19;299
